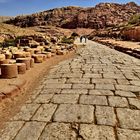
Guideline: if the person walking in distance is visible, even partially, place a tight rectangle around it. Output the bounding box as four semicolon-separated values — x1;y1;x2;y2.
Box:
80;36;83;43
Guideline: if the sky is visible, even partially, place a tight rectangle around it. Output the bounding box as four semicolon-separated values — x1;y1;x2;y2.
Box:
0;0;140;16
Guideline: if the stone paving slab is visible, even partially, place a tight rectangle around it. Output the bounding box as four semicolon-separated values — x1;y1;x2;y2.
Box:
1;40;140;140
53;104;94;123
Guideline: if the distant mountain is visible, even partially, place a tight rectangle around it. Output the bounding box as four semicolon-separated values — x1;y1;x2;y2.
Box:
6;2;140;29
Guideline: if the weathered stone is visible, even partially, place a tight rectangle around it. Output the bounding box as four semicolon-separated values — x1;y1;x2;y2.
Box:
80;95;108;105
130;80;140;86
11;104;40;121
44;83;72;89
61;89;88;94
51;94;79;104
115;85;140;92
117;108;140;129
40;89;61;94
95;84;115;90
92;78;116;84
79;124;115;140
108;96;128;107
67;78;90;84
14;121;46;140
32;104;57;122
83;73;102;78
96;106;116;126
117;128;140;140
53;104;94;123
72;84;94;89
128;98;140;109
117;79;130;85
33;94;54;103
115;90;136;97
89;90;114;96
39;123;77;140
0;121;24;140
1;64;18;79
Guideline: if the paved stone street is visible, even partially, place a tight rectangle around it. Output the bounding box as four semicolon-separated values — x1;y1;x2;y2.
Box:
1;40;140;140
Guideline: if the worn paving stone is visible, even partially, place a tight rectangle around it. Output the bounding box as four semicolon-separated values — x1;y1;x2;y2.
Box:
83;73;102;78
103;73;126;79
66;78;90;84
79;124;115;140
72;84;95;89
53;104;94;123
130;80;140;86
39;123;77;140
40;89;61;94
14;121;46;140
61;89;88;94
108;96;129;108
0;121;24;140
43;78;66;84
115;90;136;97
95;106;116;126
32;104;57;122
116;85;140;92
33;94;54;103
117;108;140;129
44;83;72;89
117;128;140;140
51;94;79;104
92;78;116;84
11;104;40;121
80;95;108;105
95;84;115;90
128;98;140;109
89;90;114;96
116;79;130;85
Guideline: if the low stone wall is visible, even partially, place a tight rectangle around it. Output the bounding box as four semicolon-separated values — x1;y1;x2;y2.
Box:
96;40;140;59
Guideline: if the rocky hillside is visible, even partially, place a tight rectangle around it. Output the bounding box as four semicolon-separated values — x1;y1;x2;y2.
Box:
6;2;140;29
0;16;13;23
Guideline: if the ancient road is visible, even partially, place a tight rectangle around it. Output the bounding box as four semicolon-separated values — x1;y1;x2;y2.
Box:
1;40;140;140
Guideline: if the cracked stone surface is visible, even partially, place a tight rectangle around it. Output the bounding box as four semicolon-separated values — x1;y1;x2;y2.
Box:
1;40;140;139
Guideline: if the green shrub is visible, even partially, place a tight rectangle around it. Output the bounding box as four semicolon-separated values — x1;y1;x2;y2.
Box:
61;36;74;44
3;39;15;47
128;14;140;25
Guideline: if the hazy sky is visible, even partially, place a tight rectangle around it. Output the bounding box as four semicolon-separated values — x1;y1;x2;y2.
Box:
0;0;139;16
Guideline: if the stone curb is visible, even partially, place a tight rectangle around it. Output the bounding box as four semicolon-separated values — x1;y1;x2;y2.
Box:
96;40;140;59
0;79;26;102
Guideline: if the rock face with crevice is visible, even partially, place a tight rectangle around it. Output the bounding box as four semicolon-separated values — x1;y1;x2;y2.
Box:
6;2;140;29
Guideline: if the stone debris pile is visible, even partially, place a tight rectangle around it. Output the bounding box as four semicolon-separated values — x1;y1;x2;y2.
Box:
0;35;76;79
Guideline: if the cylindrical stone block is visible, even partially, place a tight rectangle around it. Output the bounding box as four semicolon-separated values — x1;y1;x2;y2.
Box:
1;64;18;79
14;53;26;59
16;58;31;70
0;54;5;61
30;58;34;68
16;63;26;74
5;53;12;59
0;59;10;65
32;54;44;63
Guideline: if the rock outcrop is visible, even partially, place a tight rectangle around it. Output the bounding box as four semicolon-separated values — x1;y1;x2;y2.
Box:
6;2;140;29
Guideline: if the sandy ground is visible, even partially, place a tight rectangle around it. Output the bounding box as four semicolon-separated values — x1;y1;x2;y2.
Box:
101;39;140;49
0;51;75;130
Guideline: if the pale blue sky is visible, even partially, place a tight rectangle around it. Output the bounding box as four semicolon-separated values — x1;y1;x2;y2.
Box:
0;0;139;16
